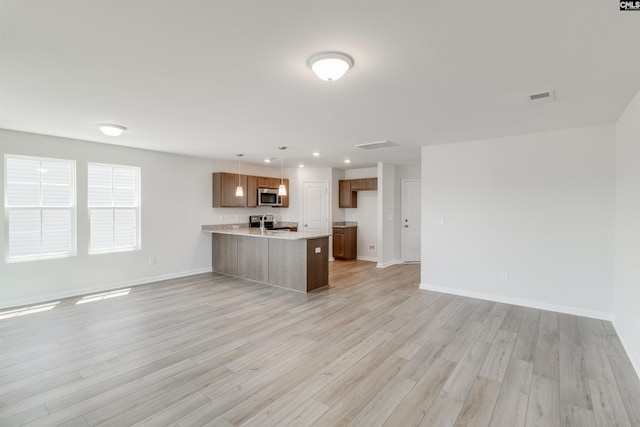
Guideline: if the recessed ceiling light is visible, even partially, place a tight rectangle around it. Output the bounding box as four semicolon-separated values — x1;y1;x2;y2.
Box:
312;152;320;157
98;124;126;137
307;52;354;82
344;159;351;164
264;158;271;163
299;163;304;168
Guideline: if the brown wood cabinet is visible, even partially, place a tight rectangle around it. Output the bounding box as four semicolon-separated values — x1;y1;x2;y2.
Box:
338;178;377;208
214;172;289;208
339;180;357;208
366;178;378;190
246;175;258;207
212;172;247;207
350;178;377;191
257;176;281;189
333;226;357;260
280;180;290;208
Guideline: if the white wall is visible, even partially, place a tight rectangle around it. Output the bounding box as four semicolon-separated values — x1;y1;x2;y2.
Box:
331;168;345;222
346;191;378;261
614;89;640;375
344;167;378;261
0;129;286;308
378;163;400;267
421;124;616;318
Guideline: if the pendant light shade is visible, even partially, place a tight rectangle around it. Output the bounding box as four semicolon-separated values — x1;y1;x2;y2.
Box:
235;154;244;197
278;147;287;197
307;52;354;82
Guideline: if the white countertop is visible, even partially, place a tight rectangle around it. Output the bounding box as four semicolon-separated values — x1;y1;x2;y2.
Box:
201;225;330;240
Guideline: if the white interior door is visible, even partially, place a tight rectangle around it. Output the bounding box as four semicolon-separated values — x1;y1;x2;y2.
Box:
402;179;421;262
303;181;328;233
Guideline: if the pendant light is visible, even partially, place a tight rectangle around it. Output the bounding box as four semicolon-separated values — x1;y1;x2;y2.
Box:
278;147;287;196
235;154;244;197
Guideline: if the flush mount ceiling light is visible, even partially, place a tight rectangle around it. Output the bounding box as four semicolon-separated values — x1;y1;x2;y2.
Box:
98;124;126;137
307;52;354;82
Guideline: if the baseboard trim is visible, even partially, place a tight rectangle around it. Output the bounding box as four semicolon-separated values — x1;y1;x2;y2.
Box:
0;267;213;310
357;256;378;263
418;282;613;321
611;319;640;380
376;260;403;268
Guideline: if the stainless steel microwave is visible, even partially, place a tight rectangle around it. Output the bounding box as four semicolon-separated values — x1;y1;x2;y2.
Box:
257;188;283;206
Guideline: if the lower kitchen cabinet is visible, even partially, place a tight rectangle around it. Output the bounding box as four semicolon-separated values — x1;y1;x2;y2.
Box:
210;232;329;292
237;235;269;283
333;226;357;260
211;233;238;275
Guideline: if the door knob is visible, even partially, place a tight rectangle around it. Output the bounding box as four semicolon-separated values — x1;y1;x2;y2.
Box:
404;225;409;228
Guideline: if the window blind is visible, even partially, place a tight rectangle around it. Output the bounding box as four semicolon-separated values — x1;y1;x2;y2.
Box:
5;156;75;261
88;163;140;253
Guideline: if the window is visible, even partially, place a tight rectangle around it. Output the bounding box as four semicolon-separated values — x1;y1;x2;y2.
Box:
4;155;76;262
88;163;140;253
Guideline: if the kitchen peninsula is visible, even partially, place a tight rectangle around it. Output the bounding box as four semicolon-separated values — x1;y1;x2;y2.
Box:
202;225;330;292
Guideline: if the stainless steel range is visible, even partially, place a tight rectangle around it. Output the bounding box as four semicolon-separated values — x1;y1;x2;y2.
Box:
249;214;290;231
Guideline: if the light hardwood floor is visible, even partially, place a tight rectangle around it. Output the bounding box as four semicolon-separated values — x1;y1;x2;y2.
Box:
1;260;639;426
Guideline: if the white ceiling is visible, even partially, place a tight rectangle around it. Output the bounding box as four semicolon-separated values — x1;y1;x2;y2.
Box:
1;1;639;169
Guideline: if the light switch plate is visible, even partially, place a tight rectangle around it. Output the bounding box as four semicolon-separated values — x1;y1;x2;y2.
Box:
432;218;444;226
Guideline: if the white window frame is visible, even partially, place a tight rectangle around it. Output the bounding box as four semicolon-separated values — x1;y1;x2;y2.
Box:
4;154;77;263
88;162;141;254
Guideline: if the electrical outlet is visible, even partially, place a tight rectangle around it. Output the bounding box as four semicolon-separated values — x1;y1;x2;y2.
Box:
500;272;509;283
432;218;444;226
149;257;156;266
315;247;321;254
368;244;375;251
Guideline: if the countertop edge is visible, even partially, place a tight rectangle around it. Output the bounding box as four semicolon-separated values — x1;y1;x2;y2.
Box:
201;226;330;241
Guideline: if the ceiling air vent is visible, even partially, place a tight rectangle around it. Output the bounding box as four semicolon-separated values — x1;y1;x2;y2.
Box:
355;140;399;150
528;90;555;104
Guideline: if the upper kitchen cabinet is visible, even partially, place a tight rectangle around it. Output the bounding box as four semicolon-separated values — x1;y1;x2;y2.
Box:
339;180;357;208
214;172;289;208
247;175;258;207
213;172;247;207
350;178;377;191
280;180;290;208
339;178;377;208
257;176;281;189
